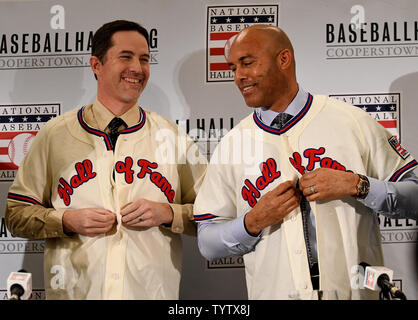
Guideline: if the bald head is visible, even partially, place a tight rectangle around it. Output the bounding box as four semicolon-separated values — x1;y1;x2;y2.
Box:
227;25;299;112
233;25;294;59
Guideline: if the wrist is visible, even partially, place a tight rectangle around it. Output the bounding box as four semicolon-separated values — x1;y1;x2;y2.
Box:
354;173;370;199
62;210;75;235
162;203;174;226
244;212;261;237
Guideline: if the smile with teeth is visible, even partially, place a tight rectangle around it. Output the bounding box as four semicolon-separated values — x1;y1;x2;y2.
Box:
123;77;140;84
242;85;255;93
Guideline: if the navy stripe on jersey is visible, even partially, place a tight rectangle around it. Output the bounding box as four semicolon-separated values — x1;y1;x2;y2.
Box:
77;106;147;150
120;108;146;134
8;192;42;205
253;93;313;135
389;159;418;182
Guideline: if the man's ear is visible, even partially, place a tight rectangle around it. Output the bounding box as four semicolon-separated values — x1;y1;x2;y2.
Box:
276;49;292;70
90;56;102;78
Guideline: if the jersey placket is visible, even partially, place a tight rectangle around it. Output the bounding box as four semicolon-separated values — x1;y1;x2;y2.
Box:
103;134;129;299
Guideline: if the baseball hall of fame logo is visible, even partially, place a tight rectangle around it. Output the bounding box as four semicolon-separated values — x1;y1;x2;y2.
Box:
329;93;401;141
0;103;60;181
206;4;278;83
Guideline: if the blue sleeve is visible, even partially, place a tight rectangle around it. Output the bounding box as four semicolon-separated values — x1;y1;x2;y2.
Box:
197;214;262;261
360;171;418;220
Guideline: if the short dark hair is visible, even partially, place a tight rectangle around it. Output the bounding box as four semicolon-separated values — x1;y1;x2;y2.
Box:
92;20;149;63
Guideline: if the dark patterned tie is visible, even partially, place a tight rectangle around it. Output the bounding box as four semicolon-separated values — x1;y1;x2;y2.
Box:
107;117;126;150
301;198;315;268
270;112;292;129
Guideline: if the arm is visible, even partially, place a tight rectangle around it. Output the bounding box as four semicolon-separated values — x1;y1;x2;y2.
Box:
197;181;301;260
360;171;418;220
171;133;208;236
5;120;117;239
5;202;67;240
299;168;418;220
197;214;261;260
6;202;117;239
5;124;62;239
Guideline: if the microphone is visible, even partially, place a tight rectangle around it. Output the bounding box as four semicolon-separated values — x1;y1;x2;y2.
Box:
360;263;407;300
7;269;32;300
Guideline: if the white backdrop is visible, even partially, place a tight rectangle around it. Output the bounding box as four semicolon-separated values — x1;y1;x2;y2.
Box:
0;0;416;300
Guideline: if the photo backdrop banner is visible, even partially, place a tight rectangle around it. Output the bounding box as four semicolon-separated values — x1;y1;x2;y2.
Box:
0;0;416;300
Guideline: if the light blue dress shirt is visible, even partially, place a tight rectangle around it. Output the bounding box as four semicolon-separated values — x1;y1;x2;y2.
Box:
197;87;418;261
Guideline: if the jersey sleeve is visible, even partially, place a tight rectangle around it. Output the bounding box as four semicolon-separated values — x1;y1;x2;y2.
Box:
193;139;238;223
5;121;67;239
166;130;208;236
358;109;417;181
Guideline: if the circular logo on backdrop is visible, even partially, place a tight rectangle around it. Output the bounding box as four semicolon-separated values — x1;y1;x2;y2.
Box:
8;132;35;167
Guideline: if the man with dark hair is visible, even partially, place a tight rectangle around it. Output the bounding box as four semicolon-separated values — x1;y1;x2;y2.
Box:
92;20;150;63
5;20;207;299
91;20;150;79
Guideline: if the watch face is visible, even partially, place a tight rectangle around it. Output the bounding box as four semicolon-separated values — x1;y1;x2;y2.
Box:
357;175;369;199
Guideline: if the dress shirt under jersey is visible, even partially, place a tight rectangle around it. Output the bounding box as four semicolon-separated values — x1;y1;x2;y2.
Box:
197;87;418;260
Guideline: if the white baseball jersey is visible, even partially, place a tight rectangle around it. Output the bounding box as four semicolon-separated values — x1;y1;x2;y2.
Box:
194;94;417;300
6;101;207;299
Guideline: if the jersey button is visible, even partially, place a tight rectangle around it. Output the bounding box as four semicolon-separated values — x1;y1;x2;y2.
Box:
110;273;120;280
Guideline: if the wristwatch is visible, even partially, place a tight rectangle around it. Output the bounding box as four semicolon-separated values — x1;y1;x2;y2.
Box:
355;174;370;199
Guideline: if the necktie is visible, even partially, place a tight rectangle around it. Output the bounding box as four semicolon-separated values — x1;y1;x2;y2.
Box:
270;112;292;129
107;117;126;150
301;198;315;268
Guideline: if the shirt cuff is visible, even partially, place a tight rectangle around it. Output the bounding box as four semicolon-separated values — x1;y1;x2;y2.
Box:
358;176;388;211
49;209;70;238
165;203;196;236
227;214;262;249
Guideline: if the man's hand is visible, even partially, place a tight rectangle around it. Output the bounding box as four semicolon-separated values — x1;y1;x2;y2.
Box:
63;208;117;237
120;199;174;228
244;181;301;236
299;168;359;202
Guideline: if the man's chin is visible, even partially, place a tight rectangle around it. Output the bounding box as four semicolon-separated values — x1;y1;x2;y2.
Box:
242;96;263;109
244;100;261;109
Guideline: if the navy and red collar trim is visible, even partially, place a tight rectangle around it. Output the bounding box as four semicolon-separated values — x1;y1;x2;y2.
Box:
253;93;313;135
77;106;146;151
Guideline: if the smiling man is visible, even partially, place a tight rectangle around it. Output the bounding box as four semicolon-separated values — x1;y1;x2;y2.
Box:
194;25;418;300
5;20;207;299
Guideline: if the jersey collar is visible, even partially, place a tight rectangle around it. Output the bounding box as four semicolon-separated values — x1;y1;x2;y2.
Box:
253;92;313;135
77;106;146;151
